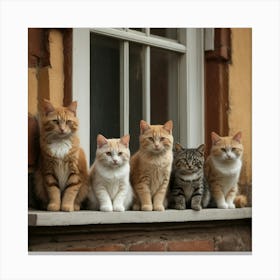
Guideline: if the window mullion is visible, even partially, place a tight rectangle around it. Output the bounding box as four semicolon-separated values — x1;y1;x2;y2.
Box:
142;45;150;123
120;41;129;136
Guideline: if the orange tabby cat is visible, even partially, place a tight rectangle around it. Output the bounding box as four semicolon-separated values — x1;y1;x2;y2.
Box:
34;99;88;211
130;120;173;211
205;131;247;208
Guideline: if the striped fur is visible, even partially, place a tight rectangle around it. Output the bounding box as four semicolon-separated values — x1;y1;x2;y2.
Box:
34;99;89;211
168;143;210;211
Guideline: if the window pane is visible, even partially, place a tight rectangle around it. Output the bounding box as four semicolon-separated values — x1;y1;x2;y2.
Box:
90;34;120;164
129;43;143;154
150;28;178;41
151;47;179;142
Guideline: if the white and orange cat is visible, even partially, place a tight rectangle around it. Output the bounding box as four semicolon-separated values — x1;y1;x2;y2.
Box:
205;131;247;209
34;99;88;211
130;120;174;211
87;134;133;212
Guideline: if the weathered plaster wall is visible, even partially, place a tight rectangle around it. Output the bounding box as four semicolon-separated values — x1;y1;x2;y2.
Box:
229;28;252;185
28;29;64;115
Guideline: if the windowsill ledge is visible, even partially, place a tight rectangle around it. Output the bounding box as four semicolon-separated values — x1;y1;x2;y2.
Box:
28;207;252;226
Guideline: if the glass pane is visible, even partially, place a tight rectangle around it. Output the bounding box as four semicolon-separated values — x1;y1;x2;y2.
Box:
90;34;120;164
150;28;178;41
129;43;143;154
151;47;179;143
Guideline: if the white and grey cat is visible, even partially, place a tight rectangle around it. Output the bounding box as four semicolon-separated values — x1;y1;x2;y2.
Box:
87;134;133;212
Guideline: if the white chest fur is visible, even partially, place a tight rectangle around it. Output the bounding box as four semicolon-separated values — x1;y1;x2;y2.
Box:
48;140;72;159
212;157;242;191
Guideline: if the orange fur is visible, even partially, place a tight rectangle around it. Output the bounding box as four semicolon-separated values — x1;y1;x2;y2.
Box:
130;120;173;211
34;99;88;211
205;131;247;208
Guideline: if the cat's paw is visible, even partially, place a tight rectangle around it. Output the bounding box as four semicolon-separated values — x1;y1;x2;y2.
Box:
217;202;228;209
61;204;74;212
100;205;113;212
113;204;125;212
153;204;165;211
141;204;153;211
174;204;186;210
47;203;60;211
191;204;202;211
74;203;80;211
227;203;236;209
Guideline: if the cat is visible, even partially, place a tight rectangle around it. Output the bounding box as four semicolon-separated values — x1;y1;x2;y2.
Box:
34;99;89;211
204;131;247;209
130;120;174;211
87;134;133;212
168;143;210;211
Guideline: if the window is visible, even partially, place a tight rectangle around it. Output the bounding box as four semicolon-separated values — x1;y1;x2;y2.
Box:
73;28;205;165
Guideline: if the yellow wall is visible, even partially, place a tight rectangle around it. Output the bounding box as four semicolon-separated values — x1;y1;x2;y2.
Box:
28;29;64;115
229;28;252;185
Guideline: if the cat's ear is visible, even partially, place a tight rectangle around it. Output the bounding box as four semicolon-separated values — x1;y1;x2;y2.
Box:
233;131;242;143
211;132;221;145
197;144;205;155
67;101;77;116
42;99;55;116
97;134;108;148
174;143;183;152
140;120;151;134
120;134;130;148
163;120;173;134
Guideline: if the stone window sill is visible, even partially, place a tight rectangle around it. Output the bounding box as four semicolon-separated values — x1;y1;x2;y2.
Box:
28;207;252;226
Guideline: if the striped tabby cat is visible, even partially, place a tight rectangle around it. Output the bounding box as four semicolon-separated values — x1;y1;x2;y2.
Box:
34;99;88;211
168;143;210;211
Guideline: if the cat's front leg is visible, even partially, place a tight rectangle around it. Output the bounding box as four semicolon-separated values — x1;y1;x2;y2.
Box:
211;184;228;209
191;183;203;211
134;182;153;211
112;184;127;212
61;173;82;211
45;174;61;211
191;195;202;211
153;178;169;211
95;186;113;212
170;186;186;210
226;186;238;209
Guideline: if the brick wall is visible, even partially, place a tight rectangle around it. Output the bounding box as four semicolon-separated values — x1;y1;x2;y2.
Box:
28;219;251;252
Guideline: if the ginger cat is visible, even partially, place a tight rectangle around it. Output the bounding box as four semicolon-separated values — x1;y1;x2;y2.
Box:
130;120;173;211
204;131;247;209
34;99;88;211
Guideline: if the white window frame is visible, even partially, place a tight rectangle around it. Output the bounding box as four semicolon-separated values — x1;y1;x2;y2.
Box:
73;28;206;165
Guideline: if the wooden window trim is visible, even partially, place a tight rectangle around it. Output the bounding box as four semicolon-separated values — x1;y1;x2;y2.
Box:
204;28;231;156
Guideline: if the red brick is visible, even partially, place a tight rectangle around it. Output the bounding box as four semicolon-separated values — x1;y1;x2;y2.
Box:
129;242;166;252
167;240;214;252
66;244;126;252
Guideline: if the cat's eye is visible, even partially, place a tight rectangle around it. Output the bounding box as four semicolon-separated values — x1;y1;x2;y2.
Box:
118;152;123;156
160;137;165;141
232;147;237;151
106;152;112;156
66;120;72;125
52;120;59;124
148;137;154;142
221;148;227;153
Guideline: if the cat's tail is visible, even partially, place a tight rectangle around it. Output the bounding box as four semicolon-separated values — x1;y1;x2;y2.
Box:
234;195;247;208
